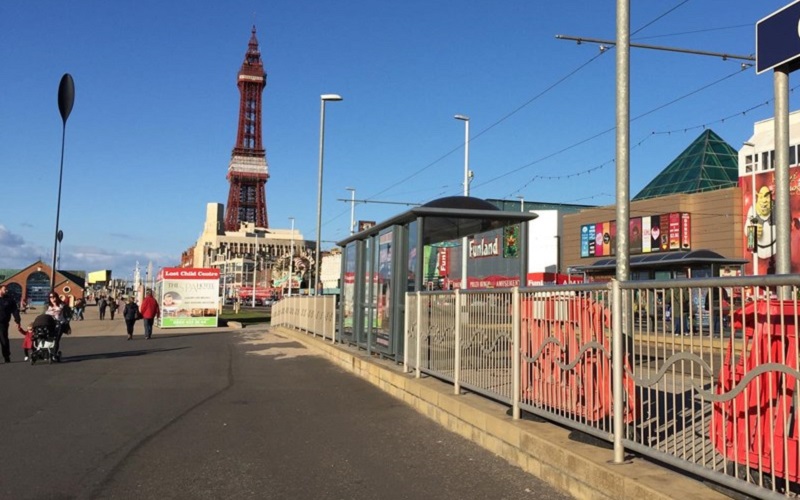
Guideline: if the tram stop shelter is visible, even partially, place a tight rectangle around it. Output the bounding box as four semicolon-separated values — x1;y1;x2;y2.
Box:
335;196;538;360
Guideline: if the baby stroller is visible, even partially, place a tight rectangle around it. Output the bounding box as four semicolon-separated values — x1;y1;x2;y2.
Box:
30;314;61;364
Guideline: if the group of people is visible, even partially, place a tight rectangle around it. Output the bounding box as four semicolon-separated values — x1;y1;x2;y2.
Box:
121;290;160;340
0;286;70;362
0;286;162;363
97;296;120;320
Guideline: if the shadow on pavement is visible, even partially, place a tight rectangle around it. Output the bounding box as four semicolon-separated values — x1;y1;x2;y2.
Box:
60;346;189;363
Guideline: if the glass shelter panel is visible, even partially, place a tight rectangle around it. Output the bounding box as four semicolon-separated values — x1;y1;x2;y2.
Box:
371;229;393;353
341;242;357;343
407;220;418;292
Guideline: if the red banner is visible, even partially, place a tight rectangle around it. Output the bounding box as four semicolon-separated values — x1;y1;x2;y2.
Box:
437;248;450;277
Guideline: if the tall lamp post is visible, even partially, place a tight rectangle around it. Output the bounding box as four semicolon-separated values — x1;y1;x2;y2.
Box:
56;230;64;270
51;74;75;288
345;187;356;235
288;217;295;297
516;194;524;212
315;93;343;295
454;114;471;290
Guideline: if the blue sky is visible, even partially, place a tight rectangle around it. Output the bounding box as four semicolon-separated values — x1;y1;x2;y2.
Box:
1;1;796;280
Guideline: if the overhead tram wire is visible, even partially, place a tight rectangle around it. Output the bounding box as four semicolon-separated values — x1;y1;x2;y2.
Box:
362;50;610;206
474;65;751;193
356;1;697;206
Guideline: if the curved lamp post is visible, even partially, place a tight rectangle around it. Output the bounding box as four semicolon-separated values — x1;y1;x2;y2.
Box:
315;93;343;295
52;74;75;288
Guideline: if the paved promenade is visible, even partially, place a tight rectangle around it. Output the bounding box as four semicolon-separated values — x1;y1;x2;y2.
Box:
20;302;165;339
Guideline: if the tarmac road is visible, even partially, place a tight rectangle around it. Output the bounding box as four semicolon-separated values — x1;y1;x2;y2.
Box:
1;309;570;500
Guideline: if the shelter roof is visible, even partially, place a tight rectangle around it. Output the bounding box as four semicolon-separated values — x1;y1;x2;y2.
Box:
336;196;538;247
572;249;748;273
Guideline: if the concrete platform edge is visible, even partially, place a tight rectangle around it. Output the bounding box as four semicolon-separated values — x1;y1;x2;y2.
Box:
271;326;729;500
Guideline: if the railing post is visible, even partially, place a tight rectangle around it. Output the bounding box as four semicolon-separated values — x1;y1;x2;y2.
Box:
416;292;422;379
612;279;625;463
512;286;520;420
454;288;461;395
329;296;336;343
403;292;410;373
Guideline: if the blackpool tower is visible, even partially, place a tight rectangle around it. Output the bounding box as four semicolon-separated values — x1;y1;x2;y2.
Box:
225;26;269;231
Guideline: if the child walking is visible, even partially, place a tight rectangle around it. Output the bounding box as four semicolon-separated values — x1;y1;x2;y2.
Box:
18;323;33;361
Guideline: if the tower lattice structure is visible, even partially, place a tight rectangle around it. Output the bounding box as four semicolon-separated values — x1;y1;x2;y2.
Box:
225;26;269;231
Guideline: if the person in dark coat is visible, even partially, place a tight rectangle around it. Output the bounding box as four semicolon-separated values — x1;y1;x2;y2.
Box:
108;297;119;320
98;296;107;320
122;297;139;340
0;285;22;363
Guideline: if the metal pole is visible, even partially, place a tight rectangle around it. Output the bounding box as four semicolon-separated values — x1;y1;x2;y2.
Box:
613;0;630;465
347;187;356;235
315;98;326;297
315;94;343;296
288;217;295;297
455;114;470;290
512;286;520;420
454;288;461;395
774;69;791;279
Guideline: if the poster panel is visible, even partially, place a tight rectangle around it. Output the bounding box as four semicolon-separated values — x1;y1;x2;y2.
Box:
630;217;642;254
681;212;691;250
650;215;661;253
159;268;219;328
669;212;681;250
580;225;590;257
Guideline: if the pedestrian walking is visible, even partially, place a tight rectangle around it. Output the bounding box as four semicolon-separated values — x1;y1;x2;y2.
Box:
98;296;107;320
45;291;69;361
122;297;140;340
108;297;119;320
139;289;160;340
0;284;22;363
74;296;85;320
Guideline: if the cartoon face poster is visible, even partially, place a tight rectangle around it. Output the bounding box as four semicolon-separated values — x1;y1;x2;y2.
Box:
740;168;800;274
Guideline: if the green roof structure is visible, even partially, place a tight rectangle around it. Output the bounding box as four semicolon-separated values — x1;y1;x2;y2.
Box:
633;129;739;201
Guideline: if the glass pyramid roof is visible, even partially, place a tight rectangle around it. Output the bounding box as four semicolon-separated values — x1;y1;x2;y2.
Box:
633;129;739;201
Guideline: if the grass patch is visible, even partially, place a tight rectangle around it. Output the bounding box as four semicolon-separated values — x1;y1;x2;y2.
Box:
219;306;271;327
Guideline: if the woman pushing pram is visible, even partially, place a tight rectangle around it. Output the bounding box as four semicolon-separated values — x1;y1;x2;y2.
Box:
26;314;60;364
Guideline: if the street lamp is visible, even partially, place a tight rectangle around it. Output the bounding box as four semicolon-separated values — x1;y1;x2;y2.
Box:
454;114;471;290
315;93;343;295
56;230;64;270
288;217;295;297
345;187;356;235
51;74;75;288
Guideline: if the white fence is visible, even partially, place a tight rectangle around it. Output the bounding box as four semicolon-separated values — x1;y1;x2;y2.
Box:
270;295;336;342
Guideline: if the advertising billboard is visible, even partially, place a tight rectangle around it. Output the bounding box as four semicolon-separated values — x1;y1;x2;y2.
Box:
158;268;220;328
580;212;691;258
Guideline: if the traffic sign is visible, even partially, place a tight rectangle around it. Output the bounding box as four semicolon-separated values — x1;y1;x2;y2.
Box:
757;0;800;74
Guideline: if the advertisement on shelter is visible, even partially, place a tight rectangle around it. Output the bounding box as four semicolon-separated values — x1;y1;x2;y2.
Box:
159;268;219;328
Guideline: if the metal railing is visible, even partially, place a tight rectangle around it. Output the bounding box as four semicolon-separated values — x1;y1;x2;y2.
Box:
270;276;800;497
404;276;800;499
